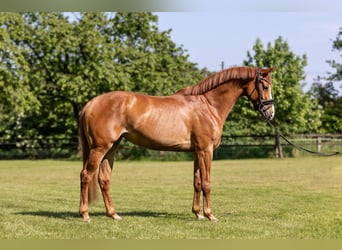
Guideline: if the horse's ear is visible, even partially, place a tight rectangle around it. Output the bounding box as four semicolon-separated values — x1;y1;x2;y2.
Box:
261;67;275;76
264;67;275;73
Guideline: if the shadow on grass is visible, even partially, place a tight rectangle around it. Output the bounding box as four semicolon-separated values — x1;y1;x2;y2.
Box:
15;211;82;219
15;210;187;220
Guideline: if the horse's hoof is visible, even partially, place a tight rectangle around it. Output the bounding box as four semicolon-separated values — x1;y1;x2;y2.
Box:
113;214;122;221
195;214;205;220
208;215;218;222
83;218;91;223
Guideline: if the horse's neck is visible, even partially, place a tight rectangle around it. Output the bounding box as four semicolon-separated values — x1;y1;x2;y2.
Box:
203;82;244;122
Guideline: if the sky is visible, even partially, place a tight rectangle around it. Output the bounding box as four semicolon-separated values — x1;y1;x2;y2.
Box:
155;1;342;94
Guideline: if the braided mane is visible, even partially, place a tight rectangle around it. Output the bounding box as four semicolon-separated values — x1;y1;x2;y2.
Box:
184;66;257;95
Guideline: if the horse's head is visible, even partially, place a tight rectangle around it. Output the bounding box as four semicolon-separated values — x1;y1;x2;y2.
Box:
245;67;275;120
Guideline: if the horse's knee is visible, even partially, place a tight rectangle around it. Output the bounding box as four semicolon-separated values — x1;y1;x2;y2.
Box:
80;169;92;184
202;181;211;194
194;179;201;192
193;169;202;192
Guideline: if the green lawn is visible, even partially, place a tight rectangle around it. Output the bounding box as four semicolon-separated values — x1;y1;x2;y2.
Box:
0;157;341;239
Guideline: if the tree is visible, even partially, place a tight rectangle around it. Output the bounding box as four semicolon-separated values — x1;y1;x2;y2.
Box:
309;78;342;133
110;12;203;95
226;37;321;157
0;13;41;142
327;27;342;82
0;12;204;156
309;27;342;133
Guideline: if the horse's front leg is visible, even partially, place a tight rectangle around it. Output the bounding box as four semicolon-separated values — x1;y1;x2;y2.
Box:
192;162;205;220
194;148;218;222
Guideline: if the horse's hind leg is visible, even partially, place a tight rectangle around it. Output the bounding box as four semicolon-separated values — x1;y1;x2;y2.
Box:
80;148;106;222
98;140;122;220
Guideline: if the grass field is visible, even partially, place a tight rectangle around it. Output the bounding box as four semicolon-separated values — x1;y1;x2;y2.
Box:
0;157;341;239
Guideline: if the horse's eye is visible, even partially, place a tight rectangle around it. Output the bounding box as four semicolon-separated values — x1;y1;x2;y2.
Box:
263;85;269;91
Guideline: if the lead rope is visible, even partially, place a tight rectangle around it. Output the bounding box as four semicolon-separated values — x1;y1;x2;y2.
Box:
266;120;340;157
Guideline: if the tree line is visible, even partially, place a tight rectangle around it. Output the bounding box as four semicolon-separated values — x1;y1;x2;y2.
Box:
0;12;341;158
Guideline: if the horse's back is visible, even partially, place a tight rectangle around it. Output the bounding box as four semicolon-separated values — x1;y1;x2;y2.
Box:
81;90;194;151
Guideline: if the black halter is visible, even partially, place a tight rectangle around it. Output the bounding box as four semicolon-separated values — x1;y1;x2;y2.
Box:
254;68;275;112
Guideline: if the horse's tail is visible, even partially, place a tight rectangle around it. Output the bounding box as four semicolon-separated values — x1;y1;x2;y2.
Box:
79;108;98;204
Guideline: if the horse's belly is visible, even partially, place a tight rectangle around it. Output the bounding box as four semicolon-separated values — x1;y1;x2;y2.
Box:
123;130;192;152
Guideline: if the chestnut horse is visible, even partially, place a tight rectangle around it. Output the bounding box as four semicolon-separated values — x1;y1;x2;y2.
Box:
79;66;275;222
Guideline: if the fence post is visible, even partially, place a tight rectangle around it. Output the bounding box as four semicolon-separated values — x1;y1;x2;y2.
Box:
275;129;284;158
317;136;322;152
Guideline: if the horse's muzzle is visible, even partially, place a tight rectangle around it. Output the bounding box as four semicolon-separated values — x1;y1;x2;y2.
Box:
255;100;275;121
260;106;275;120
